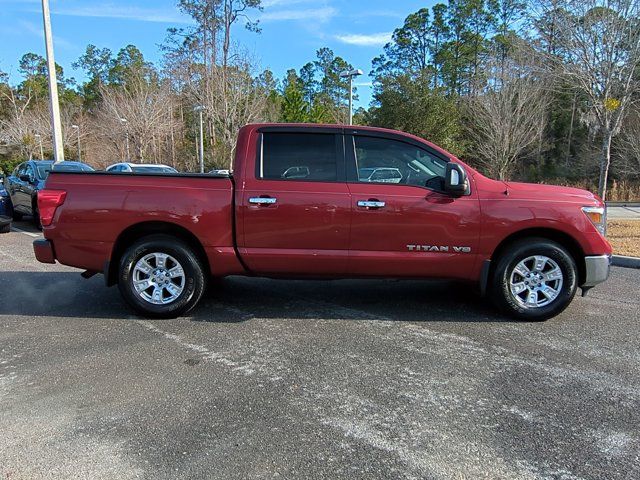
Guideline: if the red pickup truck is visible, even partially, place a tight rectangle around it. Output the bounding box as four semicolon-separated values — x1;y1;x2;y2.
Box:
33;124;611;320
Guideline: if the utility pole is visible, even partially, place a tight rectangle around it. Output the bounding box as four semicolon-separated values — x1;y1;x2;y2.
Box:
194;105;205;173
339;69;363;125
34;134;44;160
41;0;64;163
72;125;81;161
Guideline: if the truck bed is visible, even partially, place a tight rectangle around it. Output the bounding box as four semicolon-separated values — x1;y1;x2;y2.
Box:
42;172;240;276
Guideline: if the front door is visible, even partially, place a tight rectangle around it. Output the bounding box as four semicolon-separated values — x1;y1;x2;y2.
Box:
346;133;481;280
12;163;34;214
240;130;351;276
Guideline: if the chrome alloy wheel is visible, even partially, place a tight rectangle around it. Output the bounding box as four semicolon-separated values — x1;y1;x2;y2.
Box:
132;253;185;305
509;255;564;309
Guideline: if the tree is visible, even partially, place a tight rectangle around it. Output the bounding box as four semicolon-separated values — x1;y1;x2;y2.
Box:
370;73;465;155
281;70;308;122
16;53;77;105
538;0;640;199
73;45;113;106
466;47;549;179
313;48;354;123
95;76;180;163
616;108;640;178
164;0;265;167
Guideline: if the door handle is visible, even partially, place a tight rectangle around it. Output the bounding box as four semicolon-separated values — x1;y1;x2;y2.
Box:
357;200;386;209
249;197;277;205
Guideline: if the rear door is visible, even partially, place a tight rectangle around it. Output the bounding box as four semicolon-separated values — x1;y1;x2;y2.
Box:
345;132;481;280
240;128;351;275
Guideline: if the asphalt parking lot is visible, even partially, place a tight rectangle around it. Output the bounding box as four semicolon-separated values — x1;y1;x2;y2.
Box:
1;220;639;480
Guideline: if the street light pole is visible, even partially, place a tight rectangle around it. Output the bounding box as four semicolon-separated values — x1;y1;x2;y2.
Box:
41;0;64;163
348;76;353;126
72;125;80;161
339;68;363;125
34;134;44;160
194;106;205;173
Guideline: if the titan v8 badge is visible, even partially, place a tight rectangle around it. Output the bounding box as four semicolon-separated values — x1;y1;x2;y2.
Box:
407;245;472;253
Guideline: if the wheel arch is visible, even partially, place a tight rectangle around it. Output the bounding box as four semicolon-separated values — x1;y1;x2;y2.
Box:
489;228;586;286
106;221;210;287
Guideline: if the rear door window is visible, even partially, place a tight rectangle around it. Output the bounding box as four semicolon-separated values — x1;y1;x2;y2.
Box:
259;133;339;182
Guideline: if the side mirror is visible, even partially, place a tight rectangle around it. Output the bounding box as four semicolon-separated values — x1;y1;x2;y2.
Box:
19;174;32;183
444;163;468;197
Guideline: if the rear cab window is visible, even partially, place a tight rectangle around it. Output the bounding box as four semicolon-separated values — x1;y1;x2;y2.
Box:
257;132;341;182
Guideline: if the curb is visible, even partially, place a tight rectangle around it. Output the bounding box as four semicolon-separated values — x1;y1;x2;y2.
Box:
606;202;640;207
612;255;640;269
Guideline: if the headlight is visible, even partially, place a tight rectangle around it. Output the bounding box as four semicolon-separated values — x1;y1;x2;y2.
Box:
582;206;606;236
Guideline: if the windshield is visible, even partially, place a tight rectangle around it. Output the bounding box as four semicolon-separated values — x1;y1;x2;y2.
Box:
131;166;177;174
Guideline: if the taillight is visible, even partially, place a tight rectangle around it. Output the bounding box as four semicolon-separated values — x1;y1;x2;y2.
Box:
38;189;67;227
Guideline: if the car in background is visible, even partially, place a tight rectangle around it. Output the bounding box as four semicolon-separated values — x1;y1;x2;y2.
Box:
3;160;94;227
106;163;178;174
0;175;12;233
358;167;403;184
208;169;230;176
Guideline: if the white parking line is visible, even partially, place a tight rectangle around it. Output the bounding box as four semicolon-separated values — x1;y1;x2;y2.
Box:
10;226;41;238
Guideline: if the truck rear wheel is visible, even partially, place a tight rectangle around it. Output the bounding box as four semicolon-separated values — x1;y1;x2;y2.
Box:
118;235;206;318
490;238;577;321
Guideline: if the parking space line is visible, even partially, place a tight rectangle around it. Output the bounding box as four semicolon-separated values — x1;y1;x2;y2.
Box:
10;226;41;238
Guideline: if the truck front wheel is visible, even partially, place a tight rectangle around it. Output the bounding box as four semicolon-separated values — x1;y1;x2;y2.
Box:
118;235;206;318
490;238;577;321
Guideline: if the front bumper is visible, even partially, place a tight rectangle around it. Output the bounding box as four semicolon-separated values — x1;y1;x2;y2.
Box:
582;254;611;287
33;239;56;264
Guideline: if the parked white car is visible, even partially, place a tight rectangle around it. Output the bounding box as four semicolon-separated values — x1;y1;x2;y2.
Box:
106;163;178;174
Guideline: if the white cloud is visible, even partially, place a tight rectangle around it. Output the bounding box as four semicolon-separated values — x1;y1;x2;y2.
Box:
261;6;336;23
52;4;192;24
335;32;392;47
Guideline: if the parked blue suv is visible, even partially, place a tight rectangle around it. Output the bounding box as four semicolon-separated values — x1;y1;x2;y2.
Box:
3;160;94;228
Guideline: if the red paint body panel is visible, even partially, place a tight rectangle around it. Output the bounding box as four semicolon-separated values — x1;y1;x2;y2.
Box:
37;123;611;287
237;127;351;275
41;173;240;275
346;182;481;279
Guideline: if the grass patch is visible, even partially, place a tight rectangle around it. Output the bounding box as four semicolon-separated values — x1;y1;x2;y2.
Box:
607;220;640;257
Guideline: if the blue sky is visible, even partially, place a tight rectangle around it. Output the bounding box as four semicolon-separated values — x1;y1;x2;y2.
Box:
0;0;431;107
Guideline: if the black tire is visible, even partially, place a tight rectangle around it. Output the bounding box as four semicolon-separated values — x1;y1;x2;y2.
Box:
118;234;207;318
490;238;578;321
12;210;22;221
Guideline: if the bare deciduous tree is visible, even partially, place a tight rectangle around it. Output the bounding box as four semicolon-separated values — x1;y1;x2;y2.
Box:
538;0;640;199
467;49;549;180
203;55;267;168
0;88;39;159
94;78;181;165
616;109;640;178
